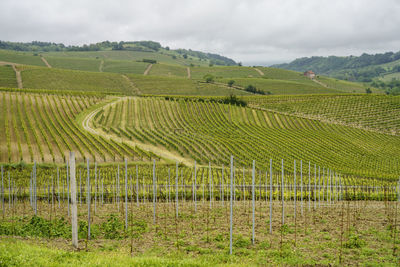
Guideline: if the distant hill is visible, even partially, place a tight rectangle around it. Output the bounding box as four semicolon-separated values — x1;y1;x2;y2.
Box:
272;51;400;83
0;40;236;66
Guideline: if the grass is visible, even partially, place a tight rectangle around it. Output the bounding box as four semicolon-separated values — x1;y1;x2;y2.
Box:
43;49;210;66
127;74;251;96
246;94;400;135
92;96;400;178
218;77;340;95
102;60;149;74
0;91;154;163
190;66;262;79
1;200;399;266
18;65;135;94
381;72;400;82
44;56;101;72
0;49;45;66
317;76;377;93
148;63;188;77
0;65;17;87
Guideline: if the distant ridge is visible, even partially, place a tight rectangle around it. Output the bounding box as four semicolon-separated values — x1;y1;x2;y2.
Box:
0;40;236;66
272;51;400;82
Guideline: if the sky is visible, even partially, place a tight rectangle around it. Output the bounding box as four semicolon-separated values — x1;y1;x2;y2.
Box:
1;0;400;66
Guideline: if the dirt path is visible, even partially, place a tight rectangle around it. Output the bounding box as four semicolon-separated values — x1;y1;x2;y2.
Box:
11;65;23;89
312;78;328;88
122;75;141;95
41;56;52;68
82;97;193;166
99;60;104;72
254;68;264;76
187;67;191;79
143;64;153;75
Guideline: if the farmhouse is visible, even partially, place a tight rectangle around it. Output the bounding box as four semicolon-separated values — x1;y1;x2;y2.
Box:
304;70;316;79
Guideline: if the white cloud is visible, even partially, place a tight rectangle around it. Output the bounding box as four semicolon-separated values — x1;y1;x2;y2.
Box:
1;0;399;65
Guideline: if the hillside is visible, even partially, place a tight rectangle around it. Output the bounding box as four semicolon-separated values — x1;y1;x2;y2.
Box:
273;51;400;83
0;40;236;66
0;90;157;163
88;96;400;179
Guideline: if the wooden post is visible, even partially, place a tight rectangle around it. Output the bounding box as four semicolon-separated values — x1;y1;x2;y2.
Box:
269;159;273;234
125;158;128;230
67;161;70;217
153;160;156;224
1;165;4;219
229;155;234;255
70;152;78;250
57;167;60;208
136;165;139;207
252;160;255;245
87;159;91;240
194;162;197;213
175;162;178;218
281;159;284;225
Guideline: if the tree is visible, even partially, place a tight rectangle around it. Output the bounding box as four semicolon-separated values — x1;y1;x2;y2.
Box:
183;54;188;59
365;88;372;94
227;80;235;87
203;74;214;83
238;62;242;67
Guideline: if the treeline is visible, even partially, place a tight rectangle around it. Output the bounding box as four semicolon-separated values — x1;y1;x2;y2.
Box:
274;51;400;82
371;79;400;95
175;48;236;66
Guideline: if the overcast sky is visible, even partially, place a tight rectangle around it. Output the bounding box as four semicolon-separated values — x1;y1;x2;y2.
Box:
1;0;400;65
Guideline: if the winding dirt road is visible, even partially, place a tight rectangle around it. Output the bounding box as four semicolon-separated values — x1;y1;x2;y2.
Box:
81;97;193;166
254;68;264;76
41;56;52;68
143;64;153;75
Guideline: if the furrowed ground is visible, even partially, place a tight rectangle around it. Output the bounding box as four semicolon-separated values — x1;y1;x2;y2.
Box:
88;96;400;179
0;90;158;163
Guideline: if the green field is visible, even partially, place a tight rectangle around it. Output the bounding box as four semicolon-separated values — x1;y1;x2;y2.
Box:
127;74;251;96
0;91;156;163
0;65;17;87
18;65;135;94
0;49;46;66
190;66;262;79
218;77;340;95
89;96;400;178
148;63;188;77
246;94;400;135
44;56;101;72
102;60;149;74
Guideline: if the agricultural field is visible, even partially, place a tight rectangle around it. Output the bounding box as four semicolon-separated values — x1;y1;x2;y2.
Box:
148;63;189;77
0;91;158;163
0;47;399;266
0;161;399;266
190;66;262;79
89;96;400;179
0;65;17;87
126;75;251;96
44;56;101;72
246;94;400;135
17;65;136;94
217;77;340;95
0;49;46;66
102;60;149;74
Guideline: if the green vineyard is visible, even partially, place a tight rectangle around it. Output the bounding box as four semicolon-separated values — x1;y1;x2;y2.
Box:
0;90;157;163
90;96;400;179
246;94;400;135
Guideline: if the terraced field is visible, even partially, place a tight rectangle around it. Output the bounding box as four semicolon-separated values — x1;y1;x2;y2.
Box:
89;96;400;179
217;77;340;95
126;75;251;96
0;91;157;163
17;65;135;94
246;94;400;135
0;65;17;87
